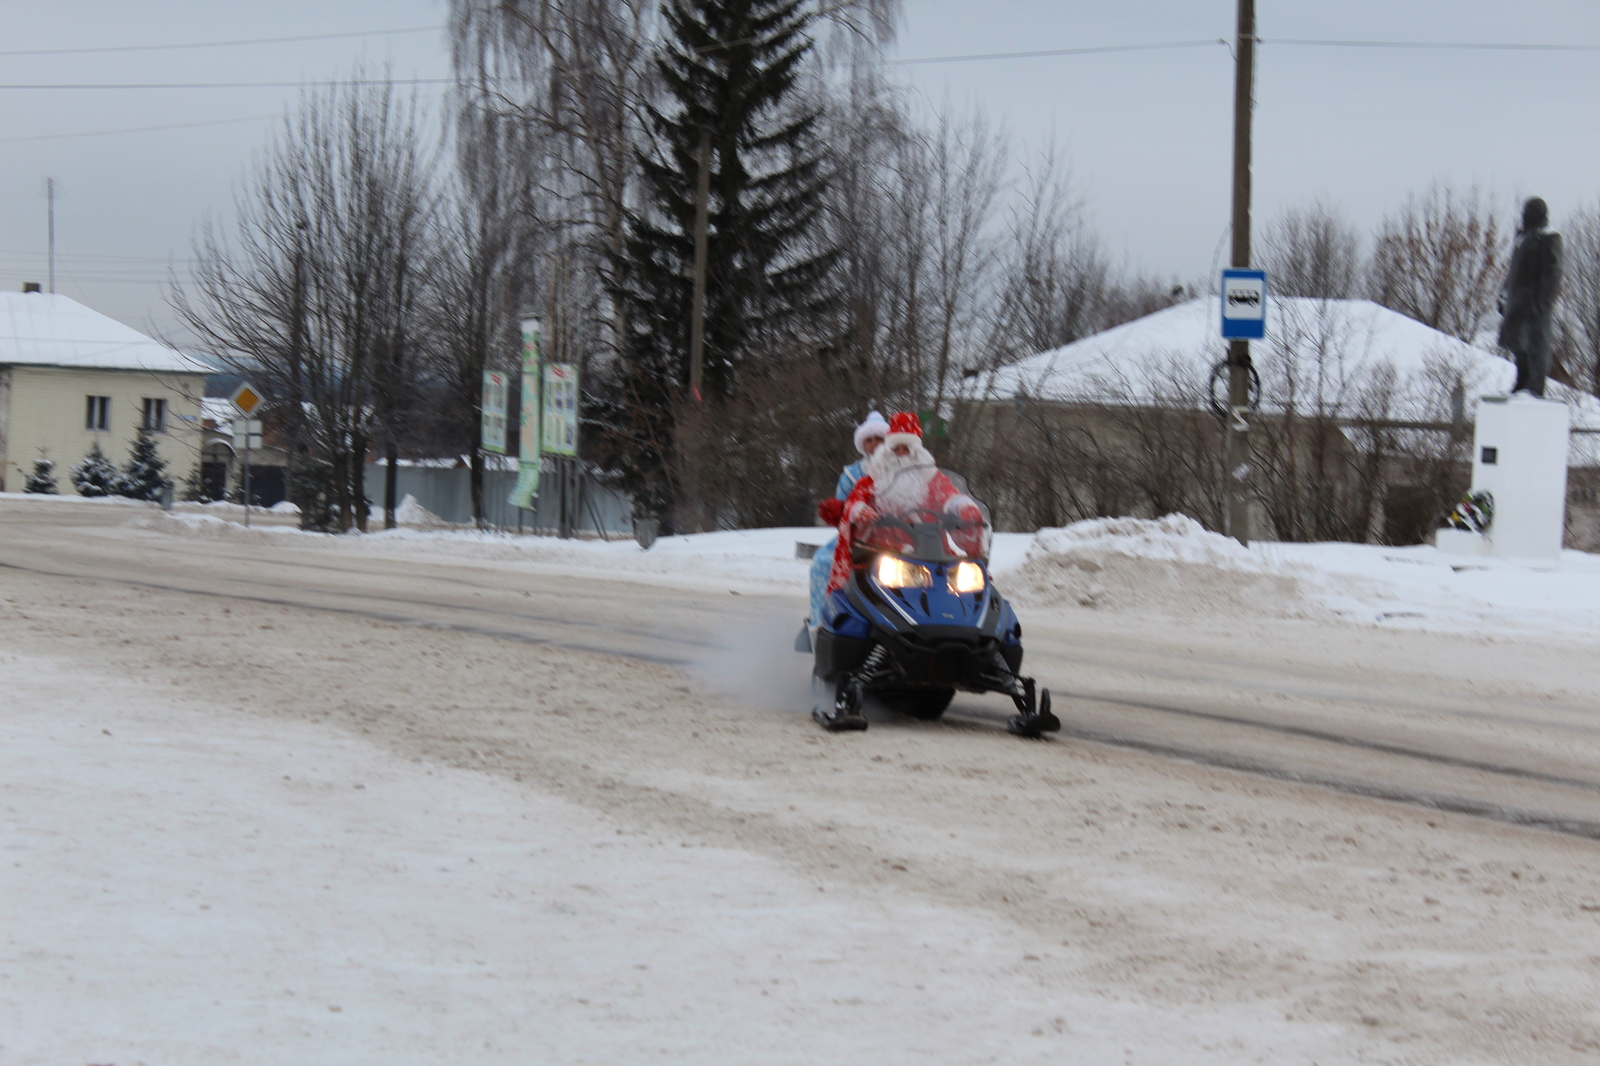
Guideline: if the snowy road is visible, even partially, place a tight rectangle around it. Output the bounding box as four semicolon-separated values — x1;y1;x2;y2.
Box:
5;498;1600;1063
9;501;1600;839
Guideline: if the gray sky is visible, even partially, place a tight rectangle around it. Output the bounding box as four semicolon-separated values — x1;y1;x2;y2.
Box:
3;1;1598;346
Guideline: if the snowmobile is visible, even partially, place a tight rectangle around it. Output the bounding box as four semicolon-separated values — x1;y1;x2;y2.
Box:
796;470;1060;738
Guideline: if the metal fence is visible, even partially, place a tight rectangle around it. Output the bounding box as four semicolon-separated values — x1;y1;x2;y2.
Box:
362;463;634;536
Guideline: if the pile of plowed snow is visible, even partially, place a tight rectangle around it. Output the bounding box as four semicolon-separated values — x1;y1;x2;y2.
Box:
1003;514;1317;618
123;510;297;541
391;493;447;527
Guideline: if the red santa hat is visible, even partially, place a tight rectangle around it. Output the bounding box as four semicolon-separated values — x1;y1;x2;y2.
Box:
884;411;923;452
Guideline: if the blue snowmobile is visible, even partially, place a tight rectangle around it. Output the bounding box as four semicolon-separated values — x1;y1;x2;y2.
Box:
797;471;1060;738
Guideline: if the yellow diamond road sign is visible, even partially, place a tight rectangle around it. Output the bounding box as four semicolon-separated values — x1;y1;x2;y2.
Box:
230;383;263;417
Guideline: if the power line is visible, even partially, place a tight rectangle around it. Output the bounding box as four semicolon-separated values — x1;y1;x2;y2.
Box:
0;35;1590;99
890;39;1227;65
0;278;170;286
0;25;440;58
0;78;452;91
1265;37;1600;52
0;250;194;262
884;37;1600;66
0;114;279;144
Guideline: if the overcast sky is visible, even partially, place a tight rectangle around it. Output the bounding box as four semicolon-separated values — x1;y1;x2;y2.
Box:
2;1;1598;347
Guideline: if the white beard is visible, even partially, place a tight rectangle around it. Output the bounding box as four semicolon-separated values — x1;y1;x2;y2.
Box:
867;443;937;514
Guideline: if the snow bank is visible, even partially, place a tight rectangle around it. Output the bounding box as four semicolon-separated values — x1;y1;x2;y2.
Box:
81;486;1600;644
1031;514;1258;570
363;494;446;526
393;493;443;526
1262;541;1600;642
352;525;817;594
0;491;149;506
1006;514;1314;617
124;511;301;541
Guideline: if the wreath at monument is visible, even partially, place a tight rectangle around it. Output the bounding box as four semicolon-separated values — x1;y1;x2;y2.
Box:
1442;490;1494;534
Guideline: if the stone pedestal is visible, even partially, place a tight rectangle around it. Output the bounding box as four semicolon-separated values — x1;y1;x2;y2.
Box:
1446;395;1570;565
1435;526;1489;557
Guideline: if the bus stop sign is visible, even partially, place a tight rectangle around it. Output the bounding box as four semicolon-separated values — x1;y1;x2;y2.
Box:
1221;269;1267;339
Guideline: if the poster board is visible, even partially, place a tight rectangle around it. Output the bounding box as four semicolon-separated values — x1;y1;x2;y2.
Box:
542;363;579;457
480;370;508;454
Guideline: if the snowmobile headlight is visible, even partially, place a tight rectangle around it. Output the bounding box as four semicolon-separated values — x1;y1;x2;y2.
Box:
948;560;986;593
875;554;932;589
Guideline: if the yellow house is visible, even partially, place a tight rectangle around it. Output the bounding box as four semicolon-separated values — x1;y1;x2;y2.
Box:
0;289;210;494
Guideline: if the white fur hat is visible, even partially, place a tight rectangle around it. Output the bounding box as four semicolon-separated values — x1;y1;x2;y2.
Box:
853;410;890;455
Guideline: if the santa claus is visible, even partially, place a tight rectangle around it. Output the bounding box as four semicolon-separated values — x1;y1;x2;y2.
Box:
821;411;983;607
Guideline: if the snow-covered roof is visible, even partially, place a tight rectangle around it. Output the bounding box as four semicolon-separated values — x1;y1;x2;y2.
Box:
974;297;1498;403
0;291;211;374
201;397;235;430
970;296;1600;431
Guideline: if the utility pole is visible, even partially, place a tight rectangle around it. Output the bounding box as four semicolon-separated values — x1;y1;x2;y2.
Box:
1225;0;1256;545
46;177;56;294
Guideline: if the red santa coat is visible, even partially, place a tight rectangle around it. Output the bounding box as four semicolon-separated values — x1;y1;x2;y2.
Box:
824;468;977;595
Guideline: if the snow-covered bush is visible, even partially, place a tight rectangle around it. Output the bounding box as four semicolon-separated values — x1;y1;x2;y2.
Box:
119;426;172;502
289;459;338;532
70;441;122;497
23;456;57;494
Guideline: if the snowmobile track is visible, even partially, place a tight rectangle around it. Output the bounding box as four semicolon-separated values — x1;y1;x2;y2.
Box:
1044;718;1600;842
1058;687;1600;794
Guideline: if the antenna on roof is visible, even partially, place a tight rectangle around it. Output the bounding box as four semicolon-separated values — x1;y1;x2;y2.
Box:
45;177;55;294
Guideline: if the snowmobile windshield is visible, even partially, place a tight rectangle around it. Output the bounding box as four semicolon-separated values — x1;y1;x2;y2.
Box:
856;467;992;563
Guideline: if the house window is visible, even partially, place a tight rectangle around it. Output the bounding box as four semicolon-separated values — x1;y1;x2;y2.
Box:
142;397;167;432
86;395;110;431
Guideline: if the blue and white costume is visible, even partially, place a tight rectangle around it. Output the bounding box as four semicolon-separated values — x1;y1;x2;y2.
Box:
809;411;889;625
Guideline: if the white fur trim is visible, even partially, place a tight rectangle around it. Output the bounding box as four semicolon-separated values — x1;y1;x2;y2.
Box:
853;410;890;455
883;431;921;453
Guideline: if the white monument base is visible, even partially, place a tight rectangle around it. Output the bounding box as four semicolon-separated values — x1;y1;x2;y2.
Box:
1435;527;1489;557
1439;394;1569;566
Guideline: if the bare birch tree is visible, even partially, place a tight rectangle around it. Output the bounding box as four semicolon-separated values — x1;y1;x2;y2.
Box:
987;144;1113;364
1558;201;1600;395
1260;200;1361;299
423;102;543;525
172;75;435;532
1369;183;1505;342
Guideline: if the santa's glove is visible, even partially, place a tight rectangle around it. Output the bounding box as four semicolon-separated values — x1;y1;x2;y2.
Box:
847;501;880;529
817;498;845;525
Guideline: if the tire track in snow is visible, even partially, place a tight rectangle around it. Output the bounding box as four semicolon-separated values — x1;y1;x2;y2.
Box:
0;558;694;666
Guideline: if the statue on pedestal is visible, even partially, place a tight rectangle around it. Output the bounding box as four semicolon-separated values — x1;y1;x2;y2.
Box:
1497;197;1563;397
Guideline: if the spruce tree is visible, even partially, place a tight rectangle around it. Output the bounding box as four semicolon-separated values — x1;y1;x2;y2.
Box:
180;463;209;503
603;0;836;521
24;455;57;494
119;426;172;501
70;441;122;497
289;458;338;532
